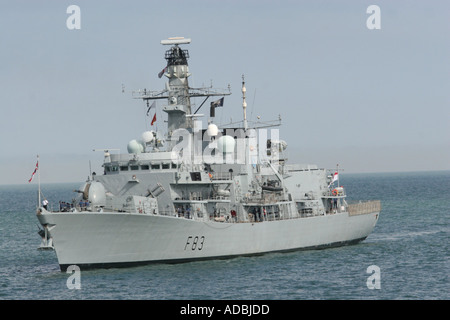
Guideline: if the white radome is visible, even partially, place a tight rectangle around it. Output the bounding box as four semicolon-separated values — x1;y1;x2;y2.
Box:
142;131;155;143
127;139;144;154
217;135;235;154
206;123;219;136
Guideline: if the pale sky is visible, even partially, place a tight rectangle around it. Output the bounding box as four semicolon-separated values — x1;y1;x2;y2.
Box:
1;0;449;185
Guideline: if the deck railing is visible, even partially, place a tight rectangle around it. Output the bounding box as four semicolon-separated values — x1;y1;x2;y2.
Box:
210;172;233;180
347;200;381;216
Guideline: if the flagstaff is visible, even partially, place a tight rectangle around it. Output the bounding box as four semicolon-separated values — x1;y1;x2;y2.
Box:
37;155;41;208
28;155;41;208
336;163;340;187
242;74;248;130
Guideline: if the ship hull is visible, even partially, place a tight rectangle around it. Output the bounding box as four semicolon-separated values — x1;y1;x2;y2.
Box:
37;210;379;270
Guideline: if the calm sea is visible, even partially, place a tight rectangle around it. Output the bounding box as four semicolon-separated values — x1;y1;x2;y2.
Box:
0;171;448;303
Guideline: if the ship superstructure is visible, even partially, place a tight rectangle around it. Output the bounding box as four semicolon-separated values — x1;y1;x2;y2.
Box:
36;38;381;270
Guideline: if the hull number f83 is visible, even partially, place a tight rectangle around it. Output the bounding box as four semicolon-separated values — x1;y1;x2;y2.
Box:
184;236;205;251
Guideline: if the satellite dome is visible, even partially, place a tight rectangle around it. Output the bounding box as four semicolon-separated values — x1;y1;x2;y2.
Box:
142;131;155;143
127;139;144;154
217;135;235;154
206;123;219;136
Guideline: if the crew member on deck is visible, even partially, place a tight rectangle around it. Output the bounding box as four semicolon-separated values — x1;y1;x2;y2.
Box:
231;209;237;222
42;198;48;210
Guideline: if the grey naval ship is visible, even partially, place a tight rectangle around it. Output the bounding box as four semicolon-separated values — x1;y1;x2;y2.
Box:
36;37;381;270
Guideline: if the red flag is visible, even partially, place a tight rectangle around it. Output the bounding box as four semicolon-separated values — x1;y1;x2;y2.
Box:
28;160;39;183
151;113;156;126
332;171;338;183
158;66;167;78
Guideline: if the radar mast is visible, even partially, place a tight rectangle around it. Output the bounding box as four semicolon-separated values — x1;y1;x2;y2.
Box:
133;37;231;145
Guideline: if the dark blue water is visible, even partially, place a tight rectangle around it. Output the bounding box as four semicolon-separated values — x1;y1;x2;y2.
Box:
0;171;448;301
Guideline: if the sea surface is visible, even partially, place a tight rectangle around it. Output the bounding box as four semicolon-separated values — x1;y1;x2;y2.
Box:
0;171;448;301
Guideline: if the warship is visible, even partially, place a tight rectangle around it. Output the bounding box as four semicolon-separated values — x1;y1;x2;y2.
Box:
36;37;381;270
